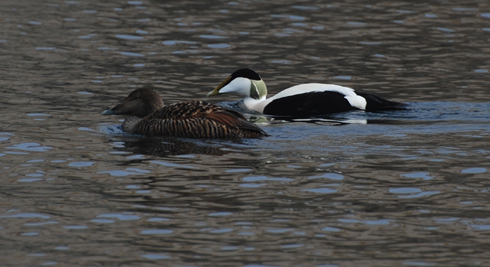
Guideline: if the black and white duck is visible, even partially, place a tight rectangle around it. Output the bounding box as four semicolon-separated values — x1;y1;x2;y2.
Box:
208;68;406;117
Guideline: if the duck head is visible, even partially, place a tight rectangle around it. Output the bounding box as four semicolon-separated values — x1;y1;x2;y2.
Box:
208;68;268;100
102;88;164;118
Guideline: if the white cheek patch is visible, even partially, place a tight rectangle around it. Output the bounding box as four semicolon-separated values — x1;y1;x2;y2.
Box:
220;77;252;96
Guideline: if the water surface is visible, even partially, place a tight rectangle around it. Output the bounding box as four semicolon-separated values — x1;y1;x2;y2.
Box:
1;0;490;266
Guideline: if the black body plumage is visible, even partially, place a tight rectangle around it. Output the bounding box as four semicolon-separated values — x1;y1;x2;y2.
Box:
263;91;406;117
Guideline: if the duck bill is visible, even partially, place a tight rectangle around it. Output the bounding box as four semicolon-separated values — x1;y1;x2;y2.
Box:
101;103;122;115
101;109;116;115
207;76;231;97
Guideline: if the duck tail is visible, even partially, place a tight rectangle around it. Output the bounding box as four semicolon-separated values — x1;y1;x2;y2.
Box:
357;92;407;112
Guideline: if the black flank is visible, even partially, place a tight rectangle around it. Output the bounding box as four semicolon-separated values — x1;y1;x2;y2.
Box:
264;91;358;117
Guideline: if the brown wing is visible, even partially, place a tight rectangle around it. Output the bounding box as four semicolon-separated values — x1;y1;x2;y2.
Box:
134;101;268;138
204;109;268;135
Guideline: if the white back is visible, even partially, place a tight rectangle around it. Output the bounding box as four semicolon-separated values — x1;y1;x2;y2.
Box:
270;83;356;99
266;83;367;110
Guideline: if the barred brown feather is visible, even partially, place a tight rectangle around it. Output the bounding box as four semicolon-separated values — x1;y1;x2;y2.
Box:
102;88;268;138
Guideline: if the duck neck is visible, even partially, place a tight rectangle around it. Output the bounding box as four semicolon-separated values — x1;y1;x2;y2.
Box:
249;80;268;100
121;116;142;133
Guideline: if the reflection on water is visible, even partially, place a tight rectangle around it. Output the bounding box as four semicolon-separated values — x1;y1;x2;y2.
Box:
111;135;230;157
1;0;490;266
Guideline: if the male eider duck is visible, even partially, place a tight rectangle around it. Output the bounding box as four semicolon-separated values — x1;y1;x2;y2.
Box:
208;68;406;117
102;88;268;138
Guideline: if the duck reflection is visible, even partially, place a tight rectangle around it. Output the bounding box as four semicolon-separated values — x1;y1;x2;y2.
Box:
219;99;413;125
109;135;232;157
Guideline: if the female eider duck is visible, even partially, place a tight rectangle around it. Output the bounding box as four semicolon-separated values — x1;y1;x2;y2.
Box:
102;88;268;138
208;68;406;117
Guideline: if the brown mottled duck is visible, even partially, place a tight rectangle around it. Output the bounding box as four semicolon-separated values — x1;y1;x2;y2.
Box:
102;88;268;138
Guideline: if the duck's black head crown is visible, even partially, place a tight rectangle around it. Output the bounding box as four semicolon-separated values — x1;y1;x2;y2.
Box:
231;68;261;80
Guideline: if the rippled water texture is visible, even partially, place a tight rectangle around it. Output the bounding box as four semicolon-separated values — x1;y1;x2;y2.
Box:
1;0;490;266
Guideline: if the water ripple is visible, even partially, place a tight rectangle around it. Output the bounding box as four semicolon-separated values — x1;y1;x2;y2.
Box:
6;142;52;152
115;34;144;40
141;229;173;235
